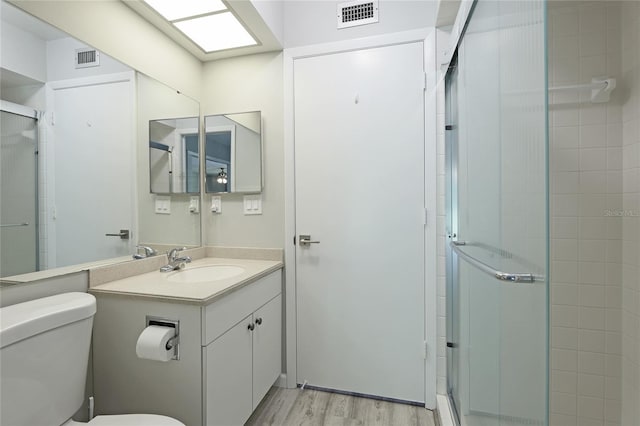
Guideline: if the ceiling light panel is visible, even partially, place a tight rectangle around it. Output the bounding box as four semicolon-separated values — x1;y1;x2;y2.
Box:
174;12;257;53
143;0;226;21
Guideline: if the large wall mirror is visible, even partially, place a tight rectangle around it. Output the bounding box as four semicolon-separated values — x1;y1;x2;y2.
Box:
137;74;200;249
0;1;201;280
205;112;262;193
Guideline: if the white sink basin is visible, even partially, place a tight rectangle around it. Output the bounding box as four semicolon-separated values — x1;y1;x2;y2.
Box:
166;265;246;283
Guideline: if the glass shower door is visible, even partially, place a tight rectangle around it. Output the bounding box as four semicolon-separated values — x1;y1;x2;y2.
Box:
446;1;549;425
0;109;39;277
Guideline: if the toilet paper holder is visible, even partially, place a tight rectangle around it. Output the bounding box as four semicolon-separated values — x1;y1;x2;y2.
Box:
145;316;180;360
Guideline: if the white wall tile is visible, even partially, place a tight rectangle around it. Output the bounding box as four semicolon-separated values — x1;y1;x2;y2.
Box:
578;373;605;398
579;329;606;353
579;351;605;376
577;395;604;420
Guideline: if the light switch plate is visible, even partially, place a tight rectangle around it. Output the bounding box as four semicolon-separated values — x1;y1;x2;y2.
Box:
189;196;199;214
155;196;171;215
210;196;222;214
243;195;262;215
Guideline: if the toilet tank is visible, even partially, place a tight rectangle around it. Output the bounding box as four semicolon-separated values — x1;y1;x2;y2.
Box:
0;292;96;426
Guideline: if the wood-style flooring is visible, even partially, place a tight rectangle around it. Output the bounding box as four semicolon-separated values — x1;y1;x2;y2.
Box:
245;387;437;426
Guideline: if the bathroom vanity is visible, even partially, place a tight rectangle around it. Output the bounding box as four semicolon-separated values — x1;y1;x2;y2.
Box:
89;257;283;426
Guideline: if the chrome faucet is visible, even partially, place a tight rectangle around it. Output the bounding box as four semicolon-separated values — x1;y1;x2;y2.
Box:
133;245;158;259
160;247;192;272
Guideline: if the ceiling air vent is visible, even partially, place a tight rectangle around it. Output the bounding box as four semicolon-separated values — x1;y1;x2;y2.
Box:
337;0;379;29
75;48;100;69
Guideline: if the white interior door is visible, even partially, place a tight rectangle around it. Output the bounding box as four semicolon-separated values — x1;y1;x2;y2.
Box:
52;78;134;266
294;42;426;403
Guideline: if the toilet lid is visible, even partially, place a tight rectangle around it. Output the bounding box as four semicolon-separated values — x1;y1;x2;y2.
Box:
88;414;185;426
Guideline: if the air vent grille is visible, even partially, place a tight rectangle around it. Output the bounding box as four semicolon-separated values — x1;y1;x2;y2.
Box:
75;48;100;69
337;1;379;29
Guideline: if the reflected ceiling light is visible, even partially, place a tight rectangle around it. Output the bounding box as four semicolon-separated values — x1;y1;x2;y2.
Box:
143;0;226;21
174;12;257;53
216;168;228;184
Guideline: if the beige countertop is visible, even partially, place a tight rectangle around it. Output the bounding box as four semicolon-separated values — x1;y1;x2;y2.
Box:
2;256;134;284
89;257;283;305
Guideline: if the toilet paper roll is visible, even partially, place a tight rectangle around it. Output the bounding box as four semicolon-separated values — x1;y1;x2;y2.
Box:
135;325;175;362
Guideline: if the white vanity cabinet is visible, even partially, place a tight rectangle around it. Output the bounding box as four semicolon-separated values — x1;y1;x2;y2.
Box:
91;264;282;426
203;270;282;426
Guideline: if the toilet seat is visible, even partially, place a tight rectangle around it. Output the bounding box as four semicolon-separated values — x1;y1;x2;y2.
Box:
87;414;185;426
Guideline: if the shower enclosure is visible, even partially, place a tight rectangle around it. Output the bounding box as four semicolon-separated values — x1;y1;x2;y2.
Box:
445;1;549;425
0;103;39;277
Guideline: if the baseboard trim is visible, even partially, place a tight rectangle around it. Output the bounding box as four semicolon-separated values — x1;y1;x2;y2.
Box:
275;373;288;388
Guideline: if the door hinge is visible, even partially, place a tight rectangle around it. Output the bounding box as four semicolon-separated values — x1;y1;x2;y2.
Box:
422;72;427;91
50;112;55;126
423;341;428;359
424;209;428;226
293;235;296;245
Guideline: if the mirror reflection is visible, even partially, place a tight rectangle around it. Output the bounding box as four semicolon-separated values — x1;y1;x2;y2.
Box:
205;112;262;193
0;2;201;279
137;74;200;251
149;117;200;194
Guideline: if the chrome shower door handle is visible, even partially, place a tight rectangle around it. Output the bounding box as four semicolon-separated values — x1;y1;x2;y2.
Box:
299;235;320;246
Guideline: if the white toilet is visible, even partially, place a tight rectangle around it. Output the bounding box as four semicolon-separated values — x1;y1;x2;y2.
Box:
0;292;185;426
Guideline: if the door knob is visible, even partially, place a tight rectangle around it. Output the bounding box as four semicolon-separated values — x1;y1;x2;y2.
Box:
105;229;130;240
299;235;320;246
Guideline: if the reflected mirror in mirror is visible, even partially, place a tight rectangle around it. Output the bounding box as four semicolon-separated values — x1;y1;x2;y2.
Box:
0;2;201;279
205;112;262;193
137;73;201;251
149;117;200;194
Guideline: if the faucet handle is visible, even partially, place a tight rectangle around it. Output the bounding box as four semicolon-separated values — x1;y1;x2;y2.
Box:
136;245;157;257
167;247;187;260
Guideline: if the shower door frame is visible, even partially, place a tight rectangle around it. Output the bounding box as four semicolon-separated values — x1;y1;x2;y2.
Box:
0;100;41;274
443;0;550;425
444;52;461;426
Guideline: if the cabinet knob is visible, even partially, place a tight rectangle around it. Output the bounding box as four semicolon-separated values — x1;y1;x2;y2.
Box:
247;323;255;331
255;318;263;325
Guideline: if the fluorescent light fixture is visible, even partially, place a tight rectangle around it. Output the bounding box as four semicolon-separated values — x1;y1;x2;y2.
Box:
174;12;257;53
143;0;226;21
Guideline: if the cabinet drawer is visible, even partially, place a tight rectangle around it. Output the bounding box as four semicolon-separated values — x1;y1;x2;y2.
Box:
202;270;282;346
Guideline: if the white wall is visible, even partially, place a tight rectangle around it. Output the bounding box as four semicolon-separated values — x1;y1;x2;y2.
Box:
283;0;436;48
202;52;284;249
251;0;284;46
0;20;47;108
0;19;47;82
46;37;131;82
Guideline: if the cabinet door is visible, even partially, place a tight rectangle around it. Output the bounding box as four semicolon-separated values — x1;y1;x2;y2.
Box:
205;315;253;426
252;294;282;409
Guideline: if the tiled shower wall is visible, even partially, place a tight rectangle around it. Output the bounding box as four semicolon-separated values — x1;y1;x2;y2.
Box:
620;2;640;424
549;2;627;425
